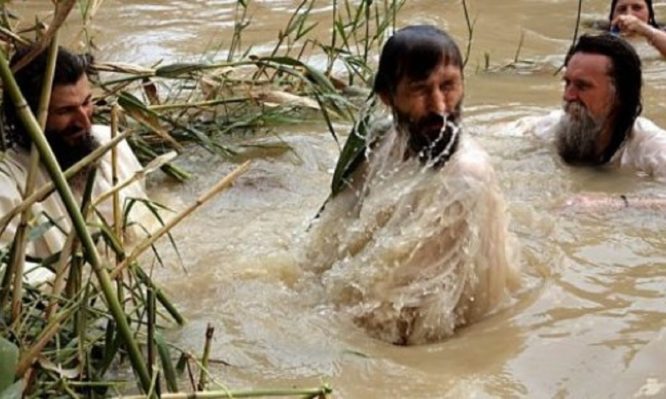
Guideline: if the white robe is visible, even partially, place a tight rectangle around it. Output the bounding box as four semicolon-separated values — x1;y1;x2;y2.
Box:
304;128;520;345
516;110;666;181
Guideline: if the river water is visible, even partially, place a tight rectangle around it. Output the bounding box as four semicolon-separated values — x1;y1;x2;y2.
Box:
13;1;666;397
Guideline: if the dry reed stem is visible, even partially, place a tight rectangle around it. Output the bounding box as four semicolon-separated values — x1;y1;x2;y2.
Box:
111;160;251;279
115;385;333;399
197;323;214;391
11;0;76;72
45;230;77;320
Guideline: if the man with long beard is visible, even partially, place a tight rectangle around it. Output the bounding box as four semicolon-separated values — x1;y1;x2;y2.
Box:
304;25;520;345
0;46;146;278
522;33;666;208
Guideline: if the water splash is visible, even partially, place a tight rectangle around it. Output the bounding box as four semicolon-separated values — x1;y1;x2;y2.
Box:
302;123;520;345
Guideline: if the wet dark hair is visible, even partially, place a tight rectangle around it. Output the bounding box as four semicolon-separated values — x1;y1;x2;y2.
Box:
373;25;463;96
609;0;658;28
565;33;642;163
2;46;93;149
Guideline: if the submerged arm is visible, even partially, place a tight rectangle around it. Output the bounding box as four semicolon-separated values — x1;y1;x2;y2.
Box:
563;193;666;212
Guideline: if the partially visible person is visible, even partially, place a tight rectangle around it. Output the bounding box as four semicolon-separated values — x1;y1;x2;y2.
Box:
0;46;147;279
303;25;520;345
609;0;666;57
516;33;666;209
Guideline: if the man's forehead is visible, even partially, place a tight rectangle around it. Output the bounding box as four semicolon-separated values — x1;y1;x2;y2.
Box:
49;75;91;106
402;62;462;85
565;52;612;77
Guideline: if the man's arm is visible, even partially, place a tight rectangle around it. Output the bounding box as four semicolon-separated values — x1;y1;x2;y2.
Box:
562;192;666;212
612;15;666;58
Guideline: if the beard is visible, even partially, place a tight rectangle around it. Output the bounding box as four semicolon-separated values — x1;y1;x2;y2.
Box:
395;104;462;168
46;126;100;172
555;101;608;165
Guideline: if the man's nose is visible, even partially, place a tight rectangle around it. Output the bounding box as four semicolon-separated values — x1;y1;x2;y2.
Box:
428;88;448;114
563;85;578;103
74;105;92;129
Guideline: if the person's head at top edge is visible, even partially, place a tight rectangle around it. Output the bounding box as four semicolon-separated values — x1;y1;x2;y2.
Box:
610;0;657;27
556;33;642;165
610;0;659;35
3;46;97;170
373;25;464;165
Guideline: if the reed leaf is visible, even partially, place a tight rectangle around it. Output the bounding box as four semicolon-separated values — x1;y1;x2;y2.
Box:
155;332;179;393
0;337;18;392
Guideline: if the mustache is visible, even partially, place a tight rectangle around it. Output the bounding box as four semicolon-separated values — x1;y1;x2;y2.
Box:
406;112;461;167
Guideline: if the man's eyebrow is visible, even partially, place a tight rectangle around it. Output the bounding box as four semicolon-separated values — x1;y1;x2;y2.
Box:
407;79;428;88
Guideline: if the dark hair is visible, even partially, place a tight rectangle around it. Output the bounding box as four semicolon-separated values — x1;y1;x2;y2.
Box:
565;33;642;163
2;46;93;148
373;25;463;96
609;0;658;27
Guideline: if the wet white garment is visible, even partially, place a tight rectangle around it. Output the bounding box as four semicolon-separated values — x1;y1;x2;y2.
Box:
518;110;666;181
0;125;147;279
304;128;520;345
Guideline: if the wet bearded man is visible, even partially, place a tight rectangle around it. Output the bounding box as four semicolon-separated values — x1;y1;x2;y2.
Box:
520;33;666;210
304;25;519;345
555;50;620;164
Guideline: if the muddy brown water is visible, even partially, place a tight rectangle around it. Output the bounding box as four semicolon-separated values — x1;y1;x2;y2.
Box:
13;1;666;397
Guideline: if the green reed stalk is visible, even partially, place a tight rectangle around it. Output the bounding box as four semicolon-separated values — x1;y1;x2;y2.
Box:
461;0;474;69
326;0;339;75
197;323;214;391
0;51;152;393
8;32;59;321
227;0;250;62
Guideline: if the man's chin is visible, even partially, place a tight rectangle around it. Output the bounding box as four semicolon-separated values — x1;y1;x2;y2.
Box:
63;131;91;146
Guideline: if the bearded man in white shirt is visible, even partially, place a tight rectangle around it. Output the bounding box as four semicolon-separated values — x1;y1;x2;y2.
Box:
0;46;146;278
519;33;666;209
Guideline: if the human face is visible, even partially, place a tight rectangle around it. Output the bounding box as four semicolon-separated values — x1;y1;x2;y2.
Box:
46;75;93;147
386;62;463;126
612;0;650;23
562;52;616;124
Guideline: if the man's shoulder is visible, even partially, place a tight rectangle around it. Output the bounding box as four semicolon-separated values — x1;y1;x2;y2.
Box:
633;116;666;139
450;136;496;182
91;124;112;142
497;109;562;140
0;149;30;198
0;148;29;180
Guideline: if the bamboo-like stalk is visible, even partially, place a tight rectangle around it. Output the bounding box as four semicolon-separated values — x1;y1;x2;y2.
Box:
11;0;76;73
115;385;333;399
148;97;248;111
110;104;126;320
111;105;122;249
0;50;152;392
197;323;214;391
45;229;77;320
147;287;156;386
10;31;60;321
134;266;185;326
111;160;251;279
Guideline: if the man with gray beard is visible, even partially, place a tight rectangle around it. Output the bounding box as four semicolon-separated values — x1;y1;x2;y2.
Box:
518;33;666;209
